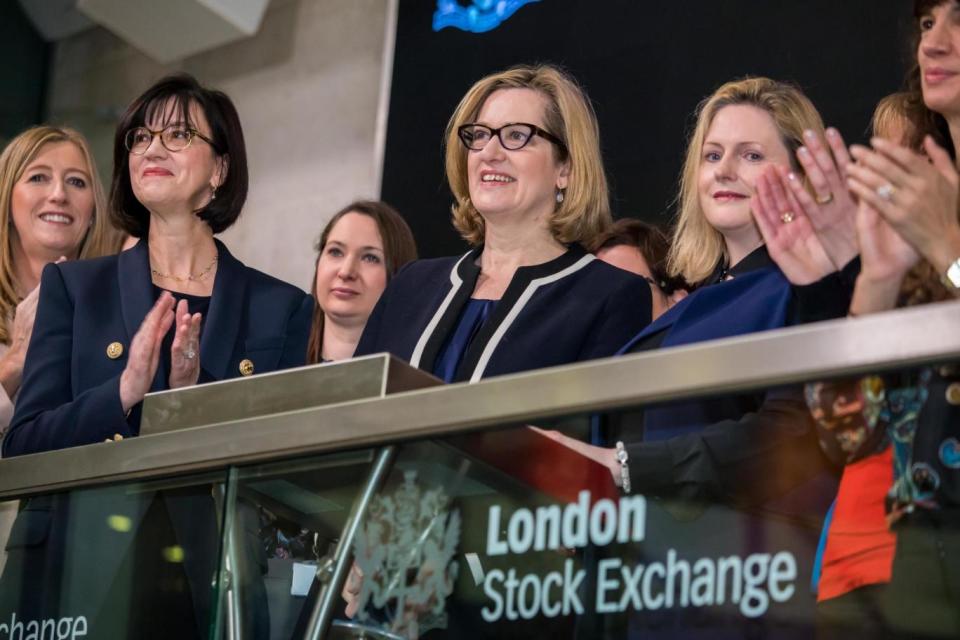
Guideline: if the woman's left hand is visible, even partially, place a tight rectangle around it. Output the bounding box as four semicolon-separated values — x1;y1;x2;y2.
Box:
528;426;621;486
787;128;860;269
169;298;202;389
847;136;960;272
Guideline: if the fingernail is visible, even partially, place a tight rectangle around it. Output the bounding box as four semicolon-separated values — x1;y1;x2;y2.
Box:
787;172;798;181
797;147;810;158
826;128;838;138
803;129;816;140
870;136;885;147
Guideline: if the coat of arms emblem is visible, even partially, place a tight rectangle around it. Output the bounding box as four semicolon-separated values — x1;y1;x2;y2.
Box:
352;470;461;637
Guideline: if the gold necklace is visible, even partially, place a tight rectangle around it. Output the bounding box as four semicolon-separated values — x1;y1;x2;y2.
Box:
150;253;218;283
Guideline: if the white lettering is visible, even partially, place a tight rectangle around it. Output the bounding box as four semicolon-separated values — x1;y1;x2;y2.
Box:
642;561;664;609
665;549;690;608
481;569;504;621
768;552;796;603
541;571;563;617
486;506;507;556
517;574;541;619
561;490;590;549
617;494;645;543
596;558;621;614
690;557;716;606
589;499;617;547
533;505;561;552
562;558;585;615
507;509;534;554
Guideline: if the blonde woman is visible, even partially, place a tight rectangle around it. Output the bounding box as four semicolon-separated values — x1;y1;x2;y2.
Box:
544;78;839;508
355;64;651;383
0;125;118;436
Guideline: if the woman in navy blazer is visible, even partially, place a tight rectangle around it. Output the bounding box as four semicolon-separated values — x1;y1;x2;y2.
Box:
542;78;853;508
1;75;309;639
354;64;651;385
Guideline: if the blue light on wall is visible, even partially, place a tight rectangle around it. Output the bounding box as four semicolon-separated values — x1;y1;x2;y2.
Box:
432;0;541;33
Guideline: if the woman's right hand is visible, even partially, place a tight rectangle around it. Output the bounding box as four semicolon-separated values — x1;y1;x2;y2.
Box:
119;291;176;412
848;199;920;316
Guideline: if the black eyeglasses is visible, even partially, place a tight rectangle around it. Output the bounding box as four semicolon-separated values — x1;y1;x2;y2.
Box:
457;122;566;152
124;125;216;155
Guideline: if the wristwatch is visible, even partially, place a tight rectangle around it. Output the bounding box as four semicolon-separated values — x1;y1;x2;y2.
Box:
615;441;631;494
942;257;960;293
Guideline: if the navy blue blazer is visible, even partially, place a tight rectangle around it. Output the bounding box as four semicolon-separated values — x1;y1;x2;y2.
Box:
3;238;312;456
0;239;310;633
355;244;652;381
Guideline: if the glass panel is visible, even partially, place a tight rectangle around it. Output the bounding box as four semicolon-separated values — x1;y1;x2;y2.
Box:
222;362;959;638
0;470;229;640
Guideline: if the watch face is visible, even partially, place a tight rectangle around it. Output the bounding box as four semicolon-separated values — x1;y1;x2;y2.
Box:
947;260;960;289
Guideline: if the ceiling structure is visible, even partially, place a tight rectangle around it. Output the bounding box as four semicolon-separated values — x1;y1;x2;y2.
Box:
17;0;271;63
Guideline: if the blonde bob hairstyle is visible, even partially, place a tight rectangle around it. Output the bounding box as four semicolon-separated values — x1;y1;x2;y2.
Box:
444;64;611;246
0;125;117;343
667;77;826;285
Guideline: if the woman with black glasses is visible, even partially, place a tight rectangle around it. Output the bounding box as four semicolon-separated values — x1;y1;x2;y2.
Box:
355;64;651;383
2;74;311;638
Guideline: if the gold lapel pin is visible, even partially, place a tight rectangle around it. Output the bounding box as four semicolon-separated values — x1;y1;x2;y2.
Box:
106;342;124;359
239;359;255;376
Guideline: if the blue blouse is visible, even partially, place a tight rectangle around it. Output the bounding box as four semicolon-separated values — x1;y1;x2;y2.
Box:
432;299;496;383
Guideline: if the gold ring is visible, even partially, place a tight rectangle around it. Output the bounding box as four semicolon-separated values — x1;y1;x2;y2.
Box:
815;192;834;205
780;211;795;224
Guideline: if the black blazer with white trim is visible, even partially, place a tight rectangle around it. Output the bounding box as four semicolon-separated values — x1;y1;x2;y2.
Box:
356;244;652;382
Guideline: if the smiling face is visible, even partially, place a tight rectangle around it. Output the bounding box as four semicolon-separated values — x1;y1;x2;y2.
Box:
128;99;225;216
11;141;95;259
314;212;388;327
698;104;792;238
918;1;960;117
466;88;569;226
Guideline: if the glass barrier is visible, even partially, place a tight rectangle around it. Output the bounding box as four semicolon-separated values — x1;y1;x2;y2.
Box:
0;470;230;640
219;361;958;639
2;306;959;639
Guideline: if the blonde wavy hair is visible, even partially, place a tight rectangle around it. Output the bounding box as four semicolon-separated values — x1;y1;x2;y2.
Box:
667;77;826;285
444;64;611;246
0;125;118;343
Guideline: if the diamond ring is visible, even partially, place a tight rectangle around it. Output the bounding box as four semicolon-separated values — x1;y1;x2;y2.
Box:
184;349;197;360
780;211;795;224
876;183;895;202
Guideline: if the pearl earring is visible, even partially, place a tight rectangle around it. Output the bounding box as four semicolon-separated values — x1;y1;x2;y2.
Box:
556;189;565;204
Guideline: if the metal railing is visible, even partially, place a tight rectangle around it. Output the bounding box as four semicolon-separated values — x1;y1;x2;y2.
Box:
0;299;957;499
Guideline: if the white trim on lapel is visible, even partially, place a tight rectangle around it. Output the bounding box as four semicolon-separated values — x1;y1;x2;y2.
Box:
410;251;472;368
469;253;595;382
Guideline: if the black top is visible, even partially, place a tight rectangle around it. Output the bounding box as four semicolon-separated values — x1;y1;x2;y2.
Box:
153;285;213;385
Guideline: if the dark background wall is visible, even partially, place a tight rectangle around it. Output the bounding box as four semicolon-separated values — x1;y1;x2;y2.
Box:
382;1;914;258
0;2;49;146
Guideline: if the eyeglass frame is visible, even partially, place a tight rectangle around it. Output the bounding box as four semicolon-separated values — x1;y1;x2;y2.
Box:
456;122;567;153
124;124;218;156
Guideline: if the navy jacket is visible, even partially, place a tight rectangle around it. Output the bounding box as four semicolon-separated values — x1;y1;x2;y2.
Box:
0;239;310;635
608;247;835;509
3;238;312;456
355;244;652;381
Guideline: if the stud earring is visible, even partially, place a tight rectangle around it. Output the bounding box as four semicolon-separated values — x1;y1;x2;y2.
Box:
210;185;217;201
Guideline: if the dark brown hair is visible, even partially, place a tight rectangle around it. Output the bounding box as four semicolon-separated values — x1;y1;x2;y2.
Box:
898;3;960;305
109;73;248;237
306;200;417;363
906;0;958;156
590;218;688;294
